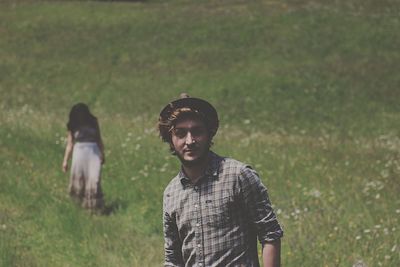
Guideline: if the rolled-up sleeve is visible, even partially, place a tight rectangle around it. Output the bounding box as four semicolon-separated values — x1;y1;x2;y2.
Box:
163;197;184;267
239;166;283;244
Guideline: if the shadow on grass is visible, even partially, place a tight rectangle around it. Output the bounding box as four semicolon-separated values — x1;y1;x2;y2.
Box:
101;199;128;216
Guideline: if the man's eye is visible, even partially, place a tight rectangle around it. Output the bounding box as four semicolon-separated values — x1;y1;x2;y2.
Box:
173;129;187;138
191;128;206;136
173;127;207;138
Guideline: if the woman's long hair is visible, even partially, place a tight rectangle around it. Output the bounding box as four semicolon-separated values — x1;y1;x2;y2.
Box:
66;103;98;132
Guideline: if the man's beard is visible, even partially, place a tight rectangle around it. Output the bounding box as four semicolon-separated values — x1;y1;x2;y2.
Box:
176;147;209;168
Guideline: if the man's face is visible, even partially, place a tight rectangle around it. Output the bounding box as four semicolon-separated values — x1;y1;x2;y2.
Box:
171;117;210;166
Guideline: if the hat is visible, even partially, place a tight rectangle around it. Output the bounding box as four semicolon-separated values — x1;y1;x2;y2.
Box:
159;97;219;137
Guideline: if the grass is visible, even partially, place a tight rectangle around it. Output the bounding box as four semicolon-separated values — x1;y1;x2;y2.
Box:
0;0;399;266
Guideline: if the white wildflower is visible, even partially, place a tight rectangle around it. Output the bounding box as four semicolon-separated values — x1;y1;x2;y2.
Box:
352;260;367;267
384;228;389;235
381;170;389;178
309;189;322;198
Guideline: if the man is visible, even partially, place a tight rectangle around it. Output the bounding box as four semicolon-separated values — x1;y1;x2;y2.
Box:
158;96;283;267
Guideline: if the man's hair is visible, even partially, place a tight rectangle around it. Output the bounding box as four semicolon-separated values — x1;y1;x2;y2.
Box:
158;107;213;147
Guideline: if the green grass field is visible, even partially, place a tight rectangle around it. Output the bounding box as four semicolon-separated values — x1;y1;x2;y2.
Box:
1;0;399;266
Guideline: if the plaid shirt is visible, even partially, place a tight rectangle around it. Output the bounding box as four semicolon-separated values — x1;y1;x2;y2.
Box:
163;152;283;267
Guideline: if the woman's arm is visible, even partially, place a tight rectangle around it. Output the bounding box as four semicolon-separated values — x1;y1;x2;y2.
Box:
62;131;74;172
95;121;105;164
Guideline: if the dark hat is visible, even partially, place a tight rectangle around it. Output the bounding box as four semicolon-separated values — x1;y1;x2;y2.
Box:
159;97;219;137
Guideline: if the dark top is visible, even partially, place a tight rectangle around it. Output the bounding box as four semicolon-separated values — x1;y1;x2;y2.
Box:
73;125;99;143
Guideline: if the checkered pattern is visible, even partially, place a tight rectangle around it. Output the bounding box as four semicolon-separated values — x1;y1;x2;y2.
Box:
163;152;283;267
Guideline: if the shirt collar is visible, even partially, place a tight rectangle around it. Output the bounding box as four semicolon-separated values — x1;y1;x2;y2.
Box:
179;151;221;186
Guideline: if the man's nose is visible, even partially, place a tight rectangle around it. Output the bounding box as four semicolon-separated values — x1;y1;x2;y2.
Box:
185;132;195;144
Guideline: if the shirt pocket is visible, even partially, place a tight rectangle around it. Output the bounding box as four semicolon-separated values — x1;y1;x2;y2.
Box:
205;196;232;228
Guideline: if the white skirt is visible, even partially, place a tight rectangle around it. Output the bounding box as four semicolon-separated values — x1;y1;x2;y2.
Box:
69;142;103;209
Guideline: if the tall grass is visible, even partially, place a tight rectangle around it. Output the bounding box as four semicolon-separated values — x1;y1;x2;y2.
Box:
0;0;399;266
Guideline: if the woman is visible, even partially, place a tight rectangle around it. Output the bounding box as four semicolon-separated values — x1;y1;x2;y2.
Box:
62;103;105;211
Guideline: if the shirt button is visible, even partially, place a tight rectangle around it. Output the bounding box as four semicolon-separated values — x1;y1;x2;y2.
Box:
197;244;201;248
194;204;199;209
196;223;200;227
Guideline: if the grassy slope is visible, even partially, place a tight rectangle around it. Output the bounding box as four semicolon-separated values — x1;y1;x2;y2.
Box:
0;0;399;266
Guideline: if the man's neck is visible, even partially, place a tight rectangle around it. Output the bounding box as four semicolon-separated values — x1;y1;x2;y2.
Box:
182;153;210;184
